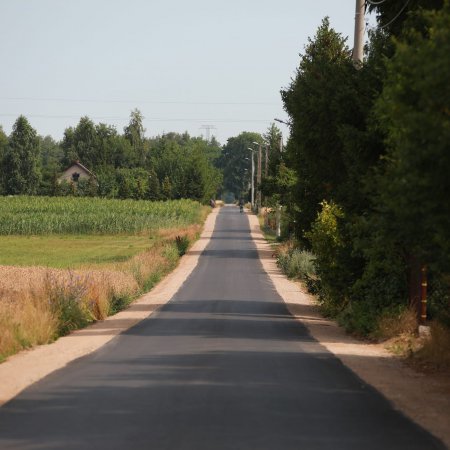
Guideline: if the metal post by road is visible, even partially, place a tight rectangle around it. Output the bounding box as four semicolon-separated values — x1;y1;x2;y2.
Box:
257;144;262;211
352;0;365;66
247;147;256;211
420;266;428;325
265;145;268;177
264;144;269;227
251;152;255;209
276;205;281;238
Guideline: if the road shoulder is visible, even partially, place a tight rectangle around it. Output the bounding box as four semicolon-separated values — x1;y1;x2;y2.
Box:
0;208;219;407
247;212;450;448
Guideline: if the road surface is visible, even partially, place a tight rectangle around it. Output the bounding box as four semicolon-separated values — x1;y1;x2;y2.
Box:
0;206;444;449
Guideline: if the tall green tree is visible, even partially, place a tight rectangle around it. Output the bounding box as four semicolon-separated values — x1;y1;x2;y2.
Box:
61;116;96;169
150;133;221;202
374;2;450;268
0;126;8;194
281;18;358;236
147;167;161;200
263;123;283;177
3;116;41;195
124;109;148;166
217;131;263;199
38;135;63;195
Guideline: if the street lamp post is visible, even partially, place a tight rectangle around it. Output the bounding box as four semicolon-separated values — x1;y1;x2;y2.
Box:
274;118;290;126
274;118;289;154
252;141;262;212
273;119;290;236
247;147;255;209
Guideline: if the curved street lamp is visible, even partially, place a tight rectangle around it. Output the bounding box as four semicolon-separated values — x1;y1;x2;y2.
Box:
274;118;291;126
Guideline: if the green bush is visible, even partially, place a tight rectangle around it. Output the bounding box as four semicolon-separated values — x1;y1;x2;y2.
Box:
305;201;355;307
109;293;133;315
336;301;379;337
277;243;316;280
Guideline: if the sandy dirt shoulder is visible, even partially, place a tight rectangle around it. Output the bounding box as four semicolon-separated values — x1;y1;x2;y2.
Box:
247;212;450;448
0;208;219;407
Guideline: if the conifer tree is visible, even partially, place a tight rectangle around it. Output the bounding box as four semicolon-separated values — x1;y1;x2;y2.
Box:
3;116;41;195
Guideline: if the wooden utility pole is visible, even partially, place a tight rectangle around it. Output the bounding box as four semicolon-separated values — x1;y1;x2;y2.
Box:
420;266;428;325
408;257;428;325
352;0;365;66
265;145;268;177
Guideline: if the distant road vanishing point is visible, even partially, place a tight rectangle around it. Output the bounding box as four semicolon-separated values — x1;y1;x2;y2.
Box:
0;206;444;450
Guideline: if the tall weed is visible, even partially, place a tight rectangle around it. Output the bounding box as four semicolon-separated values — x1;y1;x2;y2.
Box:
0;291;58;361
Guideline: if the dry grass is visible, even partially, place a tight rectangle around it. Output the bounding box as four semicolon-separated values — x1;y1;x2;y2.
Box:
376;307;418;341
0;290;58;361
414;321;450;370
0;224;201;360
156;224;201;241
376;308;450;372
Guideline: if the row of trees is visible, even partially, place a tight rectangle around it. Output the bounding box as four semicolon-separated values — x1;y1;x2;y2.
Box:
0;110;222;203
216;124;285;203
269;0;449;333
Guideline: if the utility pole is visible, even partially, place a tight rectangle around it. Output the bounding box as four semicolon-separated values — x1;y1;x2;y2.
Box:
247;147;256;210
352;0;365;66
264;145;268;177
257;143;262;212
251;151;255;209
264;145;269;227
276;205;282;239
420;266;428;325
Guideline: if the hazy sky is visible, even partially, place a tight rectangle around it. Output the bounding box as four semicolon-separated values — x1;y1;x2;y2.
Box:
0;1;375;144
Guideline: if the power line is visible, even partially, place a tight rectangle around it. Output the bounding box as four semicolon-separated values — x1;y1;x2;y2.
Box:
378;0;411;29
366;0;388;5
200;125;217;142
367;0;412;30
0;113;272;123
0;96;278;106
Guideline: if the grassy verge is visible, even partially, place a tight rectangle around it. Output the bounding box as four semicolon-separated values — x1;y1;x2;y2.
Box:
258;215;278;245
0;235;158;268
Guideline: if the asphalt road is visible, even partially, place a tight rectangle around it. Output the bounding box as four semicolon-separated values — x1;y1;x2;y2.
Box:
0;206;445;449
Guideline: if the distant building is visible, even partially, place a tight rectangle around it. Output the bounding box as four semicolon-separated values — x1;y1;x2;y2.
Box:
58;161;95;184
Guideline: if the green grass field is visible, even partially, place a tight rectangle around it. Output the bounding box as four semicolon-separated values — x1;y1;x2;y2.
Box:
0;196;206;268
0;234;158;268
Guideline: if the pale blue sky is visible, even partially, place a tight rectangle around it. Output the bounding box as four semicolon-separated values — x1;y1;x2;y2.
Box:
0;1;375;144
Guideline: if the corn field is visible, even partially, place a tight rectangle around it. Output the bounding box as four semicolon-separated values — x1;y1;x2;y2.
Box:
0;196;203;235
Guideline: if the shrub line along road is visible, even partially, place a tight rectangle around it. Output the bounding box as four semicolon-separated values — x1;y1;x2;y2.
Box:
0;206;445;449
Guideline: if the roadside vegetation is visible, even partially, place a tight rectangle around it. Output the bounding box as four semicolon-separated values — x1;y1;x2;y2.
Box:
0;1;448;371
253;1;450;370
0;197;207;362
